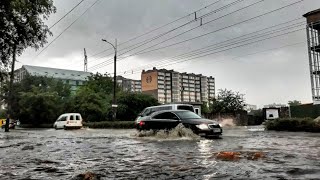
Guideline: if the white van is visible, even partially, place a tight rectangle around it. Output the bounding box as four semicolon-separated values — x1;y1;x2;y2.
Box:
137;104;195;119
54;113;83;130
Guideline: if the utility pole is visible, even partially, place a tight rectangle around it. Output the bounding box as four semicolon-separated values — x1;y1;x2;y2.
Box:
102;38;117;120
6;44;17;132
84;48;88;72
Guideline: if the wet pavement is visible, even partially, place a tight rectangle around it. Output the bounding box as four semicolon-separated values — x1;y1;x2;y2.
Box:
0;126;320;179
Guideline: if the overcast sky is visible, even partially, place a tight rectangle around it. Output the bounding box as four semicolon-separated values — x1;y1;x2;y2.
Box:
18;0;320;107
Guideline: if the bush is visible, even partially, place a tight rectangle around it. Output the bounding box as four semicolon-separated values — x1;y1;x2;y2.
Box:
83;121;135;129
265;118;320;132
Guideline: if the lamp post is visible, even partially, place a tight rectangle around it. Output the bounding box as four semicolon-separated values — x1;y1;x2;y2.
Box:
102;39;117;120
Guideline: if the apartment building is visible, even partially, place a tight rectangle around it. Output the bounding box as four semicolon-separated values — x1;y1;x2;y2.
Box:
141;67;215;104
117;76;141;93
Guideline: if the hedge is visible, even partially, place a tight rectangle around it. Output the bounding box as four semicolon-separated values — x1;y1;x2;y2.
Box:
83;121;135;129
265;118;320;132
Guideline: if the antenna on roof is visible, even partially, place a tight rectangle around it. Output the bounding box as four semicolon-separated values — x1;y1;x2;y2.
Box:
84;48;88;72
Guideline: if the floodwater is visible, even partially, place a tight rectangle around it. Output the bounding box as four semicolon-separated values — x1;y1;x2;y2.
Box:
0;126;320;179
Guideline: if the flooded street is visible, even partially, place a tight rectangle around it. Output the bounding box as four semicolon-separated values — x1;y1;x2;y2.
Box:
0;127;320;179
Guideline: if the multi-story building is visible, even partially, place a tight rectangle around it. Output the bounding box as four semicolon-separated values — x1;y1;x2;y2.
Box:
304;9;320;104
141;67;215;104
116;76;141;93
14;65;91;91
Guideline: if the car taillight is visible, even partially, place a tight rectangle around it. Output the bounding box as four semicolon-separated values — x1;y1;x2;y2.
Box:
67;121;69;124
139;121;145;126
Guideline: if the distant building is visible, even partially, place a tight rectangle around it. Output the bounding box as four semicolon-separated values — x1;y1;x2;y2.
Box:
141;67;215;104
116;76;141;93
264;103;287;108
245;104;257;111
14;65;91;91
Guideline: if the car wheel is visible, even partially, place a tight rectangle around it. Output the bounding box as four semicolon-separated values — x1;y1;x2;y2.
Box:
54;125;58;130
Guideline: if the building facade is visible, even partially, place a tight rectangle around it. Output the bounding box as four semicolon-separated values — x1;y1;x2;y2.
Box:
14;65;91;91
116;76;141;93
304;9;320;104
141;67;215;104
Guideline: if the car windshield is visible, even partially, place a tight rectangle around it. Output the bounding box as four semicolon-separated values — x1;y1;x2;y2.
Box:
175;111;201;119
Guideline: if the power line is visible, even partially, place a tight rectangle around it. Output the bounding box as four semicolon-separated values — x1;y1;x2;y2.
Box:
89;0;264;71
71;0;227;69
118;19;305;74
120;25;302;75
89;0;224;58
152;28;304;70
90;0;305;71
49;0;86;29
137;41;306;76
231;41;306;61
155;22;305;63
89;0;246;67
34;0;101;59
115;0;247;58
131;0;305;57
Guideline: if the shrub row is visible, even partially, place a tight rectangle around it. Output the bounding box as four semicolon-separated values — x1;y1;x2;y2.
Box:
265;118;320;132
83;121;135;129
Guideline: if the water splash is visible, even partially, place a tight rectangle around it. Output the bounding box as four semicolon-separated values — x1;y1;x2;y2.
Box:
135;123;199;140
219;118;235;127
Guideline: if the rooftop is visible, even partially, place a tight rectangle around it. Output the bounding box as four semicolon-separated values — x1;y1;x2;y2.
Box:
303;8;320;17
21;65;92;81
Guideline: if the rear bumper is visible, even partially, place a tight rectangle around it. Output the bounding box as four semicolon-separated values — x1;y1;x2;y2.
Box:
64;125;82;130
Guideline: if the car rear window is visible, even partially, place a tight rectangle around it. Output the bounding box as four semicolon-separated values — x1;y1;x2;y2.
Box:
76;115;81;120
70;115;74;120
177;105;194;112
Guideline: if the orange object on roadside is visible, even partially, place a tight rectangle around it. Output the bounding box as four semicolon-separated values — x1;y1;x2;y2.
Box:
216;151;241;161
248;152;265;160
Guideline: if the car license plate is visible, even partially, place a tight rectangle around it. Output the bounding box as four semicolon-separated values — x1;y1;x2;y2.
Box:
212;128;221;133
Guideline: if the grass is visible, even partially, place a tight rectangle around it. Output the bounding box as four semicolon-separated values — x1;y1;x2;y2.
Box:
83;121;135;129
265;118;320;132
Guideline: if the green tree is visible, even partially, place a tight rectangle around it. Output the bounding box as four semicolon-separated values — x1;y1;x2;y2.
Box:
0;0;56;116
66;73;115;122
288;100;301;106
67;86;111;122
116;92;159;121
19;87;62;125
0;75;71;125
210;89;246;114
66;73;158;122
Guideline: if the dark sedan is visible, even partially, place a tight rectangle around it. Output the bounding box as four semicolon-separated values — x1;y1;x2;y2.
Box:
135;110;222;137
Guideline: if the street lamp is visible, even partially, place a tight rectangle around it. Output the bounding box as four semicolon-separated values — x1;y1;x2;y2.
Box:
102;39;117;120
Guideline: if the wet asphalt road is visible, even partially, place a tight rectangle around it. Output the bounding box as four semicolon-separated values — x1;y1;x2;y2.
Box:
0;126;320;180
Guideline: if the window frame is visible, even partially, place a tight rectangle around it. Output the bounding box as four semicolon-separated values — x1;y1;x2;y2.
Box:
152;112;180;120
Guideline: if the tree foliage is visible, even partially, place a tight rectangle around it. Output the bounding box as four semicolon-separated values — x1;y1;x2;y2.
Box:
209;89;246;114
0;75;71;125
288;100;301;106
67;73;158;122
0;0;56;79
1;72;159;124
66;73;114;122
117;92;159;121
